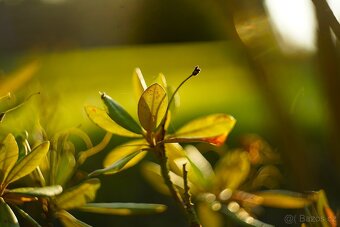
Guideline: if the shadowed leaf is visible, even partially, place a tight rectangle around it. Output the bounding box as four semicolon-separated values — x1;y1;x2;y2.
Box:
0;134;19;184
5;141;50;185
0;197;19;227
132;67;147;100
9;185;63;197
101;93;142;134
56;210;91;227
12;205;41;227
138;83;168;132
78;203;167;215
165;114;236;146
55;178;100;210
256;190;312;208
102;140;148;174
85;105;141;137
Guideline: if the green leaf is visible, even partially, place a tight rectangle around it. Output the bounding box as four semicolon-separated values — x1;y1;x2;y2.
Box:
214;150;250;190
78;203;167;215
256;190;312;209
165;114;236;146
12;205;41;227
55;148;75;186
9;185;63;197
56;210;91;227
185;145;214;190
85;105;141;137
102;140;148;174
4;141;50;185
101;93;142;134
132;67;147;100
90;150;144;177
138;83;168;132
55;178;100;210
0;134;19;184
0;197;19;227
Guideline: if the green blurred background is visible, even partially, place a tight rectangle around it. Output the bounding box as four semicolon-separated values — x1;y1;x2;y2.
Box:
1;0;340;226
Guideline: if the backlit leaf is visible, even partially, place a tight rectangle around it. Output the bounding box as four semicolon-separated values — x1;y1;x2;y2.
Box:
197;203;223;227
0;134;19;184
102;140;148;174
78;203;167;215
55;148;75;186
138;83;168;132
132;67;147;100
55;178;100;210
9;185;63;197
5;141;50;185
101;93;142;134
214;150;250;190
89;150;144;176
56;210;91;227
165;114;236;146
256;190;312;208
155;73;167;89
85;105;141;137
0;197;19;227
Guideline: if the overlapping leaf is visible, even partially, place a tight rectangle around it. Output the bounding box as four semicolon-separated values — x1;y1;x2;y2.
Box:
9;185;63;197
78;203;167;215
138;83;168;132
55;178;100;210
56;210;91;227
85;105;141;137
4;141;50;185
101;93;142;134
102;140;148;174
132;67;147;100
165;114;236;146
0;197;19;227
0;134;19;184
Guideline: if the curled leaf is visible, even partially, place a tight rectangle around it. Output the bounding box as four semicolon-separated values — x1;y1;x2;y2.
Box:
55;178;101;210
85;105;141;137
138;83;168;132
102;140;148;174
101;93;142;134
165;114;236;146
78;203;167;215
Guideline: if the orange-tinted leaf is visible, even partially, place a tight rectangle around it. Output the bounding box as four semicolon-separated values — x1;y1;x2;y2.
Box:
256;190;312;208
138;83;168;132
85;105;141;137
103;140;148;173
165;114;236;146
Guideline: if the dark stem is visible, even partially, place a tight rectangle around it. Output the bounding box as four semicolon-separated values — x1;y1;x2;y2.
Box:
182;164;201;227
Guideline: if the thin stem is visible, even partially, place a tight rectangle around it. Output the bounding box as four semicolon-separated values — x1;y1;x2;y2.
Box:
182;164;201;227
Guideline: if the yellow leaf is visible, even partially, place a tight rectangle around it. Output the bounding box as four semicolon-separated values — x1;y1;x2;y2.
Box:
132;67;147;100
138;83;168;132
55;178;100;210
103;140;148;173
85;105;141;138
0;134;19;184
256;190;312;209
165;114;236;146
56;210;91;227
4;141;49;185
214;150;250;190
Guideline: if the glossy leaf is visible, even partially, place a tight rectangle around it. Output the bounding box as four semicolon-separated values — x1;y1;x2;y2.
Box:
55;178;100;210
0;197;19;227
102;140;148;174
132;67;147;100
9;185;63;197
101;93;142;134
0;134;19;184
138;83;168;132
214;150;250;190
89;150;144;176
165;114;236;146
4;141;50;185
85;105;141;137
165;143;187;175
78;203;167;215
256;190;312;208
12;205;41;227
56;210;91;227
